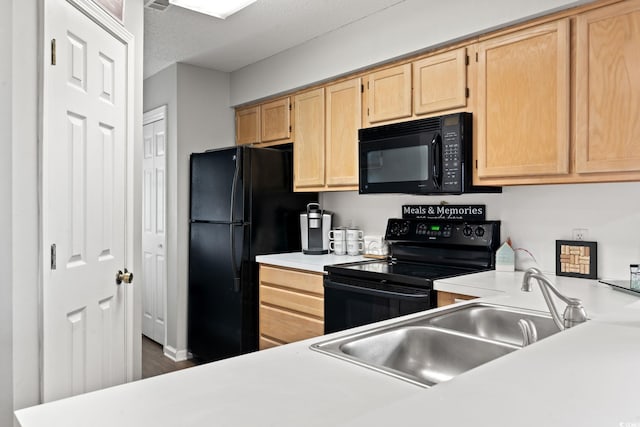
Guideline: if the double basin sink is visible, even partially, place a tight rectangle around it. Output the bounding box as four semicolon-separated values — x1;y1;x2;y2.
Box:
311;302;560;387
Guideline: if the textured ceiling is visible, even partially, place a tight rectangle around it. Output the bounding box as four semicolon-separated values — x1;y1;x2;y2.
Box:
144;0;407;78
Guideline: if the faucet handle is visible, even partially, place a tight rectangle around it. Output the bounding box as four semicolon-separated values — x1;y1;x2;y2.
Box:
518;318;538;346
563;301;588;328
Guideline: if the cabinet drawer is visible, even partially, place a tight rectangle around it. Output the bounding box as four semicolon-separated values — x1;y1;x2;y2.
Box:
259;336;282;350
260;285;323;319
259;265;324;295
260;305;323;344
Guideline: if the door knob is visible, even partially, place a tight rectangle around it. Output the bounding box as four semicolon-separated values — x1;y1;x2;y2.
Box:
116;268;134;285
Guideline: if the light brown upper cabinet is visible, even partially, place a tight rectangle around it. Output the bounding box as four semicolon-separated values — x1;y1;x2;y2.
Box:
413;47;468;116
575;0;640;174
235;105;260;145
261;97;291;143
325;78;361;189
293;88;325;189
364;64;412;126
476;19;570;180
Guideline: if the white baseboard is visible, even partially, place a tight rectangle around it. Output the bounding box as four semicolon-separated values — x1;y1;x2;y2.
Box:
163;345;189;362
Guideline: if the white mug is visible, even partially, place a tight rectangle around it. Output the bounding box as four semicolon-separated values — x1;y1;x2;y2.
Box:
328;228;347;242
329;239;346;255
346;228;363;241
347;239;364;256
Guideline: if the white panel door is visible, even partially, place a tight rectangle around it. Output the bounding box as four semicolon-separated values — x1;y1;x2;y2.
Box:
142;117;166;344
42;0;129;402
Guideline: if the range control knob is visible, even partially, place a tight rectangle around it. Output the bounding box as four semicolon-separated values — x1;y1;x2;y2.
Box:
463;225;473;237
389;222;400;236
400;222;410;235
475;227;485;237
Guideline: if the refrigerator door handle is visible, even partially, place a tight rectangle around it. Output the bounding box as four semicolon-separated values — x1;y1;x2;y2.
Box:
230;149;240;223
230;223;241;293
229;149;242;293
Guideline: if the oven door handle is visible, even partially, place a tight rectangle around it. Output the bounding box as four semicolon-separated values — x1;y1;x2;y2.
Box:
324;279;431;300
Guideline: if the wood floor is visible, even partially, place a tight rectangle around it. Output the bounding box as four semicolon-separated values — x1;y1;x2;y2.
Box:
142;335;198;379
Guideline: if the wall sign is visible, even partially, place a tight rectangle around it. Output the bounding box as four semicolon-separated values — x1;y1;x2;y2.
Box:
402;205;486;220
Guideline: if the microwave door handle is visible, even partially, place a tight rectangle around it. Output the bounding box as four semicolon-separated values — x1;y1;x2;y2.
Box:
431;133;443;188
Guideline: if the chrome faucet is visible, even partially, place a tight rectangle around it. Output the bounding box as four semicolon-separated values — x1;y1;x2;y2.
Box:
521;267;588;330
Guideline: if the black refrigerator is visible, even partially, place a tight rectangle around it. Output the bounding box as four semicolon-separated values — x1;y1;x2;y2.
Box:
188;145;316;361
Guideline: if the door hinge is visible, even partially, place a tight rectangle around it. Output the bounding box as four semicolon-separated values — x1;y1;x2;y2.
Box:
466;55;470;66
367;107;370;116
289;103;292;111
289;125;292;133
466;87;470;98
51;39;56;66
50;244;57;270
361;84;364;93
475;159;478;168
475;52;479;62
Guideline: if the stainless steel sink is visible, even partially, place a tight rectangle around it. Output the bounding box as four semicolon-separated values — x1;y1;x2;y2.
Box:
311;302;559;387
425;303;560;346
320;326;518;387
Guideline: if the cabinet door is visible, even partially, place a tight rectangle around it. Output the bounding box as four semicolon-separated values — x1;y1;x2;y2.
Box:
326;78;361;188
293;88;325;189
235;105;260;145
576;1;640;174
261;97;291;143
477;20;570;179
414;48;467;116
365;64;412;125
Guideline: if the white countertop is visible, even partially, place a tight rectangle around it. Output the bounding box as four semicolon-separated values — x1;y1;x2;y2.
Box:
255;251;367;273
15;271;640;427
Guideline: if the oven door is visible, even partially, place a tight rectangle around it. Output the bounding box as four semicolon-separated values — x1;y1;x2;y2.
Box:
324;275;435;334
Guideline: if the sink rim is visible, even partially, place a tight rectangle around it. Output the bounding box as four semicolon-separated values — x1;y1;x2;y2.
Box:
310;302;555;387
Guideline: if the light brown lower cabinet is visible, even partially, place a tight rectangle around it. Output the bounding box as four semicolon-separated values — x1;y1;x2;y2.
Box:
436;291;476;308
259;264;324;349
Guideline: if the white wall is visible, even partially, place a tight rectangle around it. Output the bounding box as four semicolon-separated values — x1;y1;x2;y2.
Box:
229;0;592;105
143;63;234;358
128;0;146;381
321;182;640;279
11;0;39;417
1;0;15;424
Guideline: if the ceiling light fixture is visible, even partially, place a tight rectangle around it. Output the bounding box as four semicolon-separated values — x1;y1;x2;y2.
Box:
168;0;257;19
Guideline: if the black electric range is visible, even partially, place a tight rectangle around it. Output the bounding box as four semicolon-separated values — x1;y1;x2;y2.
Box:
323;218;501;333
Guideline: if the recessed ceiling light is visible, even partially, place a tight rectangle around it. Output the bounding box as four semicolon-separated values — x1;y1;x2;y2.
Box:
168;0;257;19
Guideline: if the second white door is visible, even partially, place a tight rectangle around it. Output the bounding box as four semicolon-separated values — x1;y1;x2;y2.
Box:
142;112;167;345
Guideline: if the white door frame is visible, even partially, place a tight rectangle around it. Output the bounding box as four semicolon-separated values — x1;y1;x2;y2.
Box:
142;105;168;347
39;0;138;396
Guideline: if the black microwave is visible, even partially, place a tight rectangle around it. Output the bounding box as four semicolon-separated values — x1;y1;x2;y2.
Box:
359;113;500;195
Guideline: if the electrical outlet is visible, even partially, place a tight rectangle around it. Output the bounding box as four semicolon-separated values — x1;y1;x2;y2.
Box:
572;228;588;241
